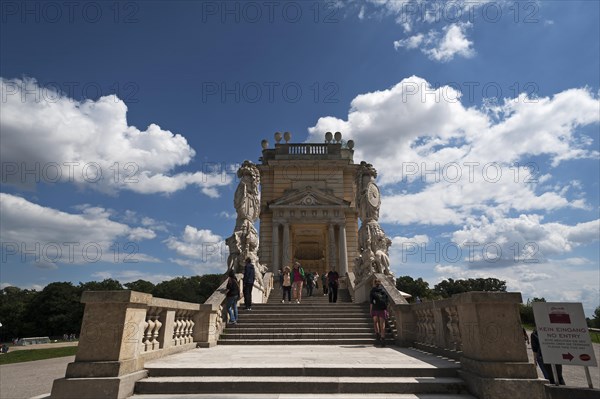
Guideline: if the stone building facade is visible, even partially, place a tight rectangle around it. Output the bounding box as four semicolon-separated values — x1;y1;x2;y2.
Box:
257;132;358;276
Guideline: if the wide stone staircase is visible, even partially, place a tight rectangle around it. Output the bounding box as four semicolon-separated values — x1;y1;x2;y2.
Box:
218;285;390;345
133;285;474;398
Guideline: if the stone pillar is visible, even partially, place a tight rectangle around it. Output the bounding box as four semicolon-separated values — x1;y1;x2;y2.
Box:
51;291;151;399
453;292;544;399
272;222;279;272
282;223;291;267
338;223;348;276
328;224;336;271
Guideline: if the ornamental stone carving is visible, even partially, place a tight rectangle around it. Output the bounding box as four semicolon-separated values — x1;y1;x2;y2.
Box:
226;160;266;290
354;161;393;285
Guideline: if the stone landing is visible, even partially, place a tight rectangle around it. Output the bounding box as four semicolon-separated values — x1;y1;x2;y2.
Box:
133;345;474;397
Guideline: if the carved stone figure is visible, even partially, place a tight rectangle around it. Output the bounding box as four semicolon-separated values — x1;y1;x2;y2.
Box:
234;160;261;221
226;161;266;290
355;161;380;222
354;162;393;285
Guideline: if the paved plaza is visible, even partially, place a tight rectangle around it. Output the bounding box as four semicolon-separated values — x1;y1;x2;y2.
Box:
1;341;598;398
142;345;460;371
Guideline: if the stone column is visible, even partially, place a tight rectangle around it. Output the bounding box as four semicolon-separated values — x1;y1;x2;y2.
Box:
282;222;291;267
328;224;336;271
272;222;279;272
338;223;348;276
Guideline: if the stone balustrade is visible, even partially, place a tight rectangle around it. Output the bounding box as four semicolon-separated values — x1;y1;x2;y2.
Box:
200;271;273;348
284;143;332;155
262;142;353;161
368;273;545;399
52;277;266;399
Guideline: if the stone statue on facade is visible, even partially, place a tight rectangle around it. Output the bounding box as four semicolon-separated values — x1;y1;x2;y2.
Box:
354;161;393;285
226;160;266;290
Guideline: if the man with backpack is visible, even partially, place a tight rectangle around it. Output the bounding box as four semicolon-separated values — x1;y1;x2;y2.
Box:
327;269;339;303
369;278;389;347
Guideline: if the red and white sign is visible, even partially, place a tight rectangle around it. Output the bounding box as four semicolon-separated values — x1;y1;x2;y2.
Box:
533;302;597;367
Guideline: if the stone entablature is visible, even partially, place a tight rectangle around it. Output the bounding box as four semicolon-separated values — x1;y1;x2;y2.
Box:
270;186;351;223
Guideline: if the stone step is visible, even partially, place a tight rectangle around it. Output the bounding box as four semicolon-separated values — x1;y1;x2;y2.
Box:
132;394;475;399
230;318;372;324
230;321;375;327
220;332;377;340
237;311;370;317
146;366;460;378
238;311;370;317
135;376;467;395
222;327;375;333
237;315;371;321
216;338;386;345
240;301;369;312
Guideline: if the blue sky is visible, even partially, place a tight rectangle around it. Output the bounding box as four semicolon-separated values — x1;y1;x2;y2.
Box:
1;1;599;315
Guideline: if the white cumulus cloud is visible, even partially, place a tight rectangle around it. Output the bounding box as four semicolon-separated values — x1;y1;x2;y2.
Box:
165;225;227;274
394;22;475;62
0;193;158;268
0;77;231;196
308;76;599;226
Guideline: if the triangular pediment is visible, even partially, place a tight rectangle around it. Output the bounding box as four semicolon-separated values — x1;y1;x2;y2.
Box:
270;186;349;208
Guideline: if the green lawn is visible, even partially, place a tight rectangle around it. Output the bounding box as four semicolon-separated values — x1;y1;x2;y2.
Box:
0;346;78;365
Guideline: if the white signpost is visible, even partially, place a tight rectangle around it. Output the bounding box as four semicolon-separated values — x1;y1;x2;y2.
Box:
533;302;597;387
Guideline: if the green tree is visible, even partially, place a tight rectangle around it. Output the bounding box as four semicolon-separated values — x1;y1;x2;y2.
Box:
152;275;225;303
197;274;224;303
520;297;547;325
590;306;600;328
124;279;155;293
0;286;38;340
396;276;433;300
25;282;82;337
79;278;124;291
433;278;507;298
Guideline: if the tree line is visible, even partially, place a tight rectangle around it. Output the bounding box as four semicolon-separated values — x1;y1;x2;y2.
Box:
396;276;507;299
0;275;223;342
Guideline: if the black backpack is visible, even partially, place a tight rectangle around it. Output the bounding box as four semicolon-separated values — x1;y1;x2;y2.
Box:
372;289;388;309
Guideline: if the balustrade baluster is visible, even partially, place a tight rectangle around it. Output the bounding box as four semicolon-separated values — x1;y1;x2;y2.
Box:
151;311;162;350
145;316;155;351
141;318;149;352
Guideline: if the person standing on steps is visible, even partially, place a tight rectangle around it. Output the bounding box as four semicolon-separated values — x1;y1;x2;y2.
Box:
531;327;565;385
225;269;240;324
321;273;328;296
291;261;305;304
243;257;255;310
305;271;314;297
281;266;292;303
327;269;339;303
370;278;389;347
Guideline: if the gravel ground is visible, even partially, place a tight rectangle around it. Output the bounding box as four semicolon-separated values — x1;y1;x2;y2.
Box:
0;355;73;399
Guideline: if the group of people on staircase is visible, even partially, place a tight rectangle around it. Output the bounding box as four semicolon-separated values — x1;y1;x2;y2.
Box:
278;263;340;304
226;258;391;349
